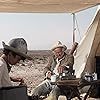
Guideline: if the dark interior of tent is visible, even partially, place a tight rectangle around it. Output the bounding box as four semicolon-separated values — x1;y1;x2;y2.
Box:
95;56;100;96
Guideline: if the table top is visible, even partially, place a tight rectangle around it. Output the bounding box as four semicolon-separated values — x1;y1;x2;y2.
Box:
56;78;100;87
57;78;80;86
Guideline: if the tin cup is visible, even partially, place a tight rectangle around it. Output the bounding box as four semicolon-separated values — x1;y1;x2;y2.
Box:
51;75;57;82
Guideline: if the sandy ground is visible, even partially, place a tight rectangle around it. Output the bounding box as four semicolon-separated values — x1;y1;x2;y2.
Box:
9;57;100;100
9;59;47;94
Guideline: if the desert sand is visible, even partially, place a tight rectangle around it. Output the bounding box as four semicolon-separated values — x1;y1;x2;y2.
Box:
0;49;99;100
9;56;48;94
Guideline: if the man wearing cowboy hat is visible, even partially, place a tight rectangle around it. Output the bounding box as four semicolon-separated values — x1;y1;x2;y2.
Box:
32;41;74;100
0;38;32;87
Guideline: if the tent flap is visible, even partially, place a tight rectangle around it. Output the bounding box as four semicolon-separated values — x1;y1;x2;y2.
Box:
74;9;100;78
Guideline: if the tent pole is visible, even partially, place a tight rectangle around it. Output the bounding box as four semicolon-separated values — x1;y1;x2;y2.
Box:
72;13;76;44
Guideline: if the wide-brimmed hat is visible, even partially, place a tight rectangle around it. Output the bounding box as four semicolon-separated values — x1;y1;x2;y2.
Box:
2;38;32;60
51;41;67;51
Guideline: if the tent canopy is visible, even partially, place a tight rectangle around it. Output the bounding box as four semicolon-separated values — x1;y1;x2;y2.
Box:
0;0;100;13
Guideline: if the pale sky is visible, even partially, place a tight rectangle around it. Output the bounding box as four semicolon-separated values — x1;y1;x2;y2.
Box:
0;6;98;50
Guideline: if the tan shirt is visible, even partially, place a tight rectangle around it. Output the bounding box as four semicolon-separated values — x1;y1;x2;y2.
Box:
0;57;12;87
44;53;74;75
53;58;63;75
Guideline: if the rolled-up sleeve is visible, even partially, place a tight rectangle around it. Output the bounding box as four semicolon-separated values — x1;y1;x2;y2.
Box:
0;64;4;86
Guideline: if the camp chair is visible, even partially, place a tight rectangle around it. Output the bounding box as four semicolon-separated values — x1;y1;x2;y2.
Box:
0;85;29;100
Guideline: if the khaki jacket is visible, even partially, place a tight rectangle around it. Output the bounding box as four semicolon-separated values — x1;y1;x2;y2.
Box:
44;53;74;75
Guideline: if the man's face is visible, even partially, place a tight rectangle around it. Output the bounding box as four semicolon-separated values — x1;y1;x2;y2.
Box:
8;52;22;65
53;47;64;59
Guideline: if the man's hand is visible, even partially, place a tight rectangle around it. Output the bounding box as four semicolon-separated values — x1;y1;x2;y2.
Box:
10;77;26;86
46;71;52;79
57;66;65;74
16;78;24;83
10;77;24;82
17;78;27;86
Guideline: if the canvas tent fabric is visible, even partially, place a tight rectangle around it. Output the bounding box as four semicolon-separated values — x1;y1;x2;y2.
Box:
0;0;99;13
73;8;100;78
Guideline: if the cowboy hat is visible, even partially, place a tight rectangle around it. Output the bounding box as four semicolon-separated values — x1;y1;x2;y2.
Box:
2;38;32;60
51;41;67;51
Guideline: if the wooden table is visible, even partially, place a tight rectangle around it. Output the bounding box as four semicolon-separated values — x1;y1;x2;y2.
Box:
57;78;81;100
56;79;100;100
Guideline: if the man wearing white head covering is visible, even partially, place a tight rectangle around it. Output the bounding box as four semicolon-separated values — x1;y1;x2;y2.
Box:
0;38;32;87
32;41;74;100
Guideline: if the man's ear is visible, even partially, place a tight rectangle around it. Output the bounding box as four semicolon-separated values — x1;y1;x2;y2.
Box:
8;52;12;56
8;52;16;59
